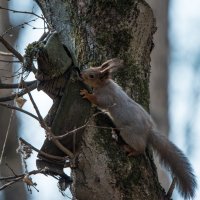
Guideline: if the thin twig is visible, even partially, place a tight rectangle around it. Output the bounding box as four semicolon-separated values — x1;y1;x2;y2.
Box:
23;81;74;158
0;36;23;62
55;111;119;140
24;22;47;30
0;59;20;63
54;124;88;139
0;82;37;102
0;6;50;30
0;66;22;76
166;177;177;199
55;124;120;140
0;175;23;181
0;170;42;181
0;6;45;22
87;125;120;130
23;82;45;125
0;103;39;120
0;51;14;56
19;137;66;161
5;163;17;176
54;111;99;139
0;177;22;190
51;139;73;158
1;72;23;79
2;18;38;37
0;110;14;165
0;80;36;89
0;169;43;191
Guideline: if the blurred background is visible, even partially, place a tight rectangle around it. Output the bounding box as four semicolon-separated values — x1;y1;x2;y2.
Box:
0;0;199;199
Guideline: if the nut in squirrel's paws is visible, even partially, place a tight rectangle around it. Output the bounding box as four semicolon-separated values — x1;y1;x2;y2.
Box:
80;89;89;98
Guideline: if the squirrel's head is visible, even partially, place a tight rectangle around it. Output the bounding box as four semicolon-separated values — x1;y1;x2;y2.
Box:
80;58;124;88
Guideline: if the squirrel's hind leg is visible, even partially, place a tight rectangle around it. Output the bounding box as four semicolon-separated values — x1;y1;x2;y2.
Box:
120;129;147;156
123;144;142;156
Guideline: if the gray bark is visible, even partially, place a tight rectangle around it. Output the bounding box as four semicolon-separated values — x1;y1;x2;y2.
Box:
36;0;167;199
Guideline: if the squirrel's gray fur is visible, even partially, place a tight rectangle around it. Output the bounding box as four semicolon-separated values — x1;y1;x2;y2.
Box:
80;58;197;199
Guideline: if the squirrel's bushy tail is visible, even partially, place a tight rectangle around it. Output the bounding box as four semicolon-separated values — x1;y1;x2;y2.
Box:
149;130;197;199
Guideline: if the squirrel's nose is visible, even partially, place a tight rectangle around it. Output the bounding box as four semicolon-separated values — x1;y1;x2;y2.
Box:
80;72;86;80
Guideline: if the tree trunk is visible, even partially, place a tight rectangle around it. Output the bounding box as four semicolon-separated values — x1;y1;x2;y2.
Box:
36;0;166;199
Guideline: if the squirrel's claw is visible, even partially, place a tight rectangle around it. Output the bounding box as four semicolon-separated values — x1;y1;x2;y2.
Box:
80;89;97;105
80;89;89;98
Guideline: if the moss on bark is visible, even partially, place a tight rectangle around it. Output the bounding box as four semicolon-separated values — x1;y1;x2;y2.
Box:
36;0;165;199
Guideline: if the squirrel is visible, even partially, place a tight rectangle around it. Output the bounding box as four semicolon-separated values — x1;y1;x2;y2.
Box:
79;58;197;199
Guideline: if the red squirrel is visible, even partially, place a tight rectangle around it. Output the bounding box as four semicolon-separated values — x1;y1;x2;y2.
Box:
80;58;196;199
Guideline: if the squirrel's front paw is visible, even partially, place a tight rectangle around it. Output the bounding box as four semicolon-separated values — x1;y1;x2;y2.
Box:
80;89;97;105
80;89;89;99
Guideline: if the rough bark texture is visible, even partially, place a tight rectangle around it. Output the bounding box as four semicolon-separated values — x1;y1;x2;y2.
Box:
36;0;167;199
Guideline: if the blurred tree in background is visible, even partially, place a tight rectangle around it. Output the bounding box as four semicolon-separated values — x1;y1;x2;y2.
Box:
0;1;27;199
147;0;170;191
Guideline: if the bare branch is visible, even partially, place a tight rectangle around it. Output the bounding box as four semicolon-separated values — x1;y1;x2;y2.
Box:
0;110;14;165
24;22;48;30
0;177;22;190
0;169;43;191
55;111;119;140
0;80;36;89
166;177;177;199
2;18;38;37
55;124;87;140
22;81;74;158
0;103;39;120
0;51;14;56
23;82;45;125
0;36;23;62
0;82;37;102
5;163;17;176
0;175;23;181
0;72;23;80
19;137;66;161
0;22;44;75
0;6;50;31
0;170;42;181
0;59;21;63
51;139;73;158
0;6;45;22
0;67;22;77
55;124;120;140
39;31;50;42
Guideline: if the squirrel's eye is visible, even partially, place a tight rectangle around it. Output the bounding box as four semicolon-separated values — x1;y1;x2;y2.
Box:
89;74;95;79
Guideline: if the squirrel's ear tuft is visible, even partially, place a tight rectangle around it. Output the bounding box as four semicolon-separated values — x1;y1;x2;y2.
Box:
99;71;110;80
100;58;124;74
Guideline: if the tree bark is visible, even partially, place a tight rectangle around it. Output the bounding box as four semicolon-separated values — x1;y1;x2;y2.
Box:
36;0;167;199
